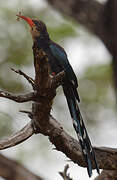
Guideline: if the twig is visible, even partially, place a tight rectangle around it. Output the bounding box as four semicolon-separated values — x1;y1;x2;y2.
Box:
0;91;36;102
11;68;35;88
20;110;33;119
0;122;34;150
59;165;73;180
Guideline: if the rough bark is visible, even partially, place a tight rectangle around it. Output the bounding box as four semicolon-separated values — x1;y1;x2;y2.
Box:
95;170;117;180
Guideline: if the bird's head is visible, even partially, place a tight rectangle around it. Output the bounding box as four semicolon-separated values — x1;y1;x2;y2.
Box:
17;14;48;40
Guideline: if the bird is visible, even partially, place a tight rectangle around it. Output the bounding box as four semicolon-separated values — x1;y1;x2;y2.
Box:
17;14;99;177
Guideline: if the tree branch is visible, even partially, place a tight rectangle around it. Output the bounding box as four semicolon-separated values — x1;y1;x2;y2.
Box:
11;68;35;88
0;110;117;172
0;153;44;180
36;115;117;171
0;91;36;102
0;122;34;150
0;111;117;172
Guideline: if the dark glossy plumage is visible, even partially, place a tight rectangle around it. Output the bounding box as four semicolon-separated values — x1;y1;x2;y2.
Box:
31;19;99;177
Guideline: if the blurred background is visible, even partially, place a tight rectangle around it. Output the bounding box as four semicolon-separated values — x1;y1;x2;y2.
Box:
0;0;116;179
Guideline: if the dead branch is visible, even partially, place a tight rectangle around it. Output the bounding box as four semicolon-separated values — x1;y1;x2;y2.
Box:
0;112;117;172
0;153;44;180
37;115;117;171
0;122;34;150
0;47;65;150
0;91;36;102
11;68;35;88
20;110;33;119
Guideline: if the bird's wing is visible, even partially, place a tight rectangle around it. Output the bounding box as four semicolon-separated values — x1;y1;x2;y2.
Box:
49;42;78;87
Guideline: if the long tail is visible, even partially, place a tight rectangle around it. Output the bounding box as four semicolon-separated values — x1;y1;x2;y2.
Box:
62;83;99;177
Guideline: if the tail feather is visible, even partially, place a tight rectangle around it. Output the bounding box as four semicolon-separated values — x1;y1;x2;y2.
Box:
62;84;99;177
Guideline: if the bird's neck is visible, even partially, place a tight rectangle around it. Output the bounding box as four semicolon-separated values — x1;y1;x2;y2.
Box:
33;33;50;50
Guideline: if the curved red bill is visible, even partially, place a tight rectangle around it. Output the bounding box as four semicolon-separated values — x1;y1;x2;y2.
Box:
16;15;35;27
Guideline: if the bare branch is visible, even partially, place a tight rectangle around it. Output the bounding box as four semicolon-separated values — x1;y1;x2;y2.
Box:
33;115;117;171
0;51;65;152
11;68;35;88
0;122;34;150
0;110;117;171
2;109;117;171
0;91;35;102
20;110;33;119
59;164;73;180
0;153;44;180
